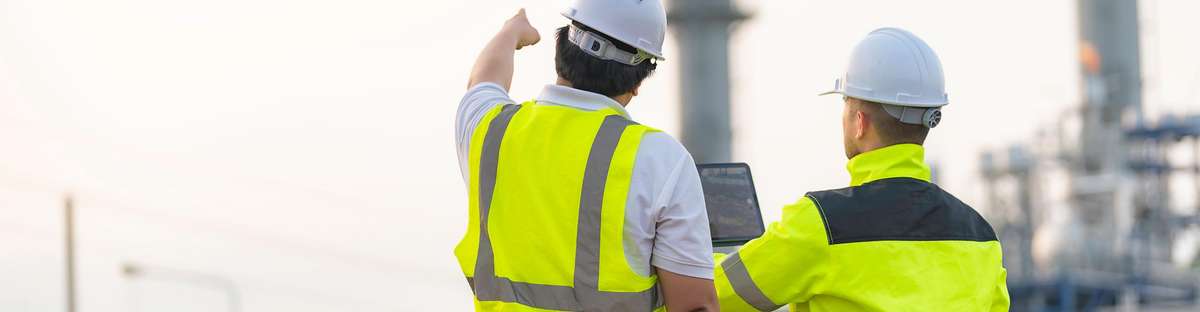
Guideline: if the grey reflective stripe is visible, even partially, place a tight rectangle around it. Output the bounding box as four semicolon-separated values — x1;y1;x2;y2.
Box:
572;115;662;311
470;108;662;311
574;115;630;292
468;276;584;311
723;252;783;311
473;104;523;306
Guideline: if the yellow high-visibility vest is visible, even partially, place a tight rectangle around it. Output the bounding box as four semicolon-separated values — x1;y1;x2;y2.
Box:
456;101;665;311
714;144;1010;311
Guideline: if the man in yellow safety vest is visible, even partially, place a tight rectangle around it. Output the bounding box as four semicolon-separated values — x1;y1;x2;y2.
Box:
454;2;719;311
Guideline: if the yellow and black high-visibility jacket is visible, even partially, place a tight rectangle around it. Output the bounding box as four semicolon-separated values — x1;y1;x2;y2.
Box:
714;144;1009;311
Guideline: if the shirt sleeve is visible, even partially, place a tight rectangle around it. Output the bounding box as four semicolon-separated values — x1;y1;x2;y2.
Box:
455;82;515;184
649;150;715;279
713;197;833;311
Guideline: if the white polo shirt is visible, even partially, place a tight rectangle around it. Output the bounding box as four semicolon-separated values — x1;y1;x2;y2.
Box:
455;83;714;279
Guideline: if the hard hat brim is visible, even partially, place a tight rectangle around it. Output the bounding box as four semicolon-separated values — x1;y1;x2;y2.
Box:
818;79;947;107
819;89;949;108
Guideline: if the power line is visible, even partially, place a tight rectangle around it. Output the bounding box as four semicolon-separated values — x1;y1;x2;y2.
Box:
100;200;407;272
2;220;391;309
0;169;411;273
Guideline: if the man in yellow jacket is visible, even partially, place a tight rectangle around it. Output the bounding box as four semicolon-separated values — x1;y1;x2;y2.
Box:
713;28;1010;311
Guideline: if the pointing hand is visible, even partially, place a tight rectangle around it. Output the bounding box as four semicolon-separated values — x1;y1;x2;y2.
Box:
506;9;541;50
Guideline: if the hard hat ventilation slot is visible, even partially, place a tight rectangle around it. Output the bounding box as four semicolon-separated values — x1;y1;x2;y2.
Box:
923;108;942;128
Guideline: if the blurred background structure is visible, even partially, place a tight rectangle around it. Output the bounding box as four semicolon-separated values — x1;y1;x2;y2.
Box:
980;0;1200;311
2;0;1199;311
667;0;747;163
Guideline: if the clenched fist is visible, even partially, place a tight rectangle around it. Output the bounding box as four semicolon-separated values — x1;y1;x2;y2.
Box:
504;9;541;50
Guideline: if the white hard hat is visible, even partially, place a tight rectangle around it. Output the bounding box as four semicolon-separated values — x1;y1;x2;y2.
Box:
562;0;667;65
820;28;948;128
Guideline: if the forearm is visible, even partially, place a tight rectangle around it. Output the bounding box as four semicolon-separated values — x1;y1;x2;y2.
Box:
467;27;521;90
658;268;719;312
713;200;832;311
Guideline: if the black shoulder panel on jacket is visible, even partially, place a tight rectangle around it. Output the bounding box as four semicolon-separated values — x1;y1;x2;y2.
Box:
805;177;998;245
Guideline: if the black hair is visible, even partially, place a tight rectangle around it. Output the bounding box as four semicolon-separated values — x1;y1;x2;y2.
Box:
555;22;657;97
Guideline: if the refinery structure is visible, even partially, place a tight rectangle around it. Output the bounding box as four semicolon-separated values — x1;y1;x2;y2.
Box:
977;0;1200;310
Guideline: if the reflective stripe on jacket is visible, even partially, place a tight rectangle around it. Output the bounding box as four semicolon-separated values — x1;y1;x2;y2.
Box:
457;101;666;311
714;144;1010;311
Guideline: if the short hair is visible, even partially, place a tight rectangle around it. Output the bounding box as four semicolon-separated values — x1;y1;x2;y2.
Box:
851;98;930;145
555;22;657;97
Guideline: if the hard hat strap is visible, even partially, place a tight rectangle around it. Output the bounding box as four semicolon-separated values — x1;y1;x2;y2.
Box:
567;25;648;66
881;104;941;128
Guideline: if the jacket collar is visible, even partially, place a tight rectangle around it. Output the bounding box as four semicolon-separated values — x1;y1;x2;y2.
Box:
846;144;931;186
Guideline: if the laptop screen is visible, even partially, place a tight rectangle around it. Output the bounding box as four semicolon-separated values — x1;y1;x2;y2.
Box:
697;163;766;246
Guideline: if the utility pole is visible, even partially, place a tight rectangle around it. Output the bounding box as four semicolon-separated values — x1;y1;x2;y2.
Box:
667;0;748;163
64;195;76;312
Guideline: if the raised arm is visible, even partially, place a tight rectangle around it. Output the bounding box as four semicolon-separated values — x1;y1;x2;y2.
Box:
467;9;541;90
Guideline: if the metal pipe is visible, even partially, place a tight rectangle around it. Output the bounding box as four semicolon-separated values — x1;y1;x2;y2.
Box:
64;196;76;312
667;0;747;163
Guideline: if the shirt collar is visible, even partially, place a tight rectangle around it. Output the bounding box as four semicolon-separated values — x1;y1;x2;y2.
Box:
846;143;931;186
535;84;632;119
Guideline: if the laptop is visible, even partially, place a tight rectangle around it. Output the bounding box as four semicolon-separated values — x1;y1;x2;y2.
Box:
697;163;766;248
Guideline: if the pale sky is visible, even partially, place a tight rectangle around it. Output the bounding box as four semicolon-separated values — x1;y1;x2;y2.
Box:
2;0;1199;311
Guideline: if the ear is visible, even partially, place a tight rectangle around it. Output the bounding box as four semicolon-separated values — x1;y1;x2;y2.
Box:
855;110;868;139
630;82;642;97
